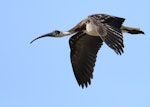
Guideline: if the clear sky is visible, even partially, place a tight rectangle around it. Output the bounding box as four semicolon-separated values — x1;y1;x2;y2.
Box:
0;0;150;107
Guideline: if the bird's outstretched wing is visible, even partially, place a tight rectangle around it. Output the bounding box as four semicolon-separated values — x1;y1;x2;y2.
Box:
89;14;125;54
69;32;103;88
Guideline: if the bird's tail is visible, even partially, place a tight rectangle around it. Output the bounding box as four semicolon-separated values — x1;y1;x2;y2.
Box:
121;26;144;34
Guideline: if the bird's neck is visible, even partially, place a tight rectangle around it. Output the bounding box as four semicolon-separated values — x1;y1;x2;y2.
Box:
62;31;72;36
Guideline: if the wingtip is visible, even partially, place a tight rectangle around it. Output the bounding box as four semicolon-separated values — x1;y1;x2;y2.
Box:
79;80;92;89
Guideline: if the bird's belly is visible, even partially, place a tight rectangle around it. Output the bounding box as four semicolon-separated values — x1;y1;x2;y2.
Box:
85;23;99;36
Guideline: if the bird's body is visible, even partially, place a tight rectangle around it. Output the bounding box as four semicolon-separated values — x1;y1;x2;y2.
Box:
85;22;99;36
31;14;144;88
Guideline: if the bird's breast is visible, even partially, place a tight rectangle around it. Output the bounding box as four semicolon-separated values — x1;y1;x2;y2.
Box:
85;23;99;36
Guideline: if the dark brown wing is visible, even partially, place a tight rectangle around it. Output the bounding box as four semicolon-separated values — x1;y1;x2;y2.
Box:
89;14;125;54
69;32;103;88
68;19;87;33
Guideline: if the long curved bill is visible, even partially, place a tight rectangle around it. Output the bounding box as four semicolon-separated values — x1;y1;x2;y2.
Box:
30;33;54;44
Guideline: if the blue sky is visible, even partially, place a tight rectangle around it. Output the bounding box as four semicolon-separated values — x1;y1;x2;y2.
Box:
1;0;150;107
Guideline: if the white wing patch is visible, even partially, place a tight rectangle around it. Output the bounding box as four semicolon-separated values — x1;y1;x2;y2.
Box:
85;22;99;36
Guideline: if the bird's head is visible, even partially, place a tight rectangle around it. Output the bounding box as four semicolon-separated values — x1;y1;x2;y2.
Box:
30;30;71;44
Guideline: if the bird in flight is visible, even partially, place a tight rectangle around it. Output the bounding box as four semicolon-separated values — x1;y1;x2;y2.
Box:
31;14;144;88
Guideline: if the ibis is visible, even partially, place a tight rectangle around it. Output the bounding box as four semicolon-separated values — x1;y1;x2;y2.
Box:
31;14;144;88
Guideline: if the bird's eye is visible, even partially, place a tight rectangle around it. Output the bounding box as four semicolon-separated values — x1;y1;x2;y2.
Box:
54;30;60;34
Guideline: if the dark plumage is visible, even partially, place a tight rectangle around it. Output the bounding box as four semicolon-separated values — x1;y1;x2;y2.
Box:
31;14;144;88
